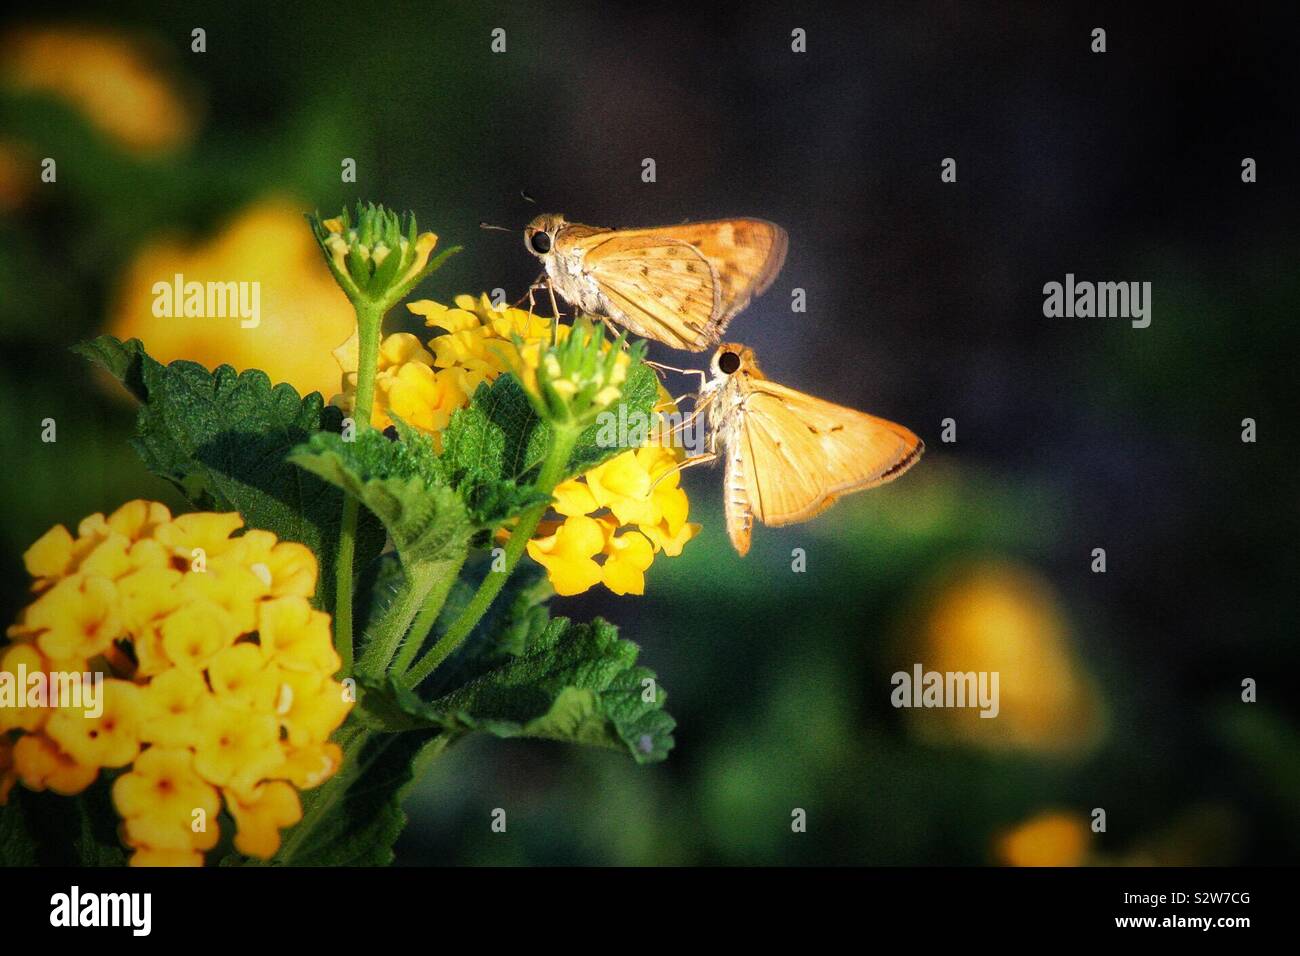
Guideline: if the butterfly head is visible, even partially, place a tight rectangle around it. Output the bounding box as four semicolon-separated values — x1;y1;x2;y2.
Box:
711;343;762;380
523;213;567;258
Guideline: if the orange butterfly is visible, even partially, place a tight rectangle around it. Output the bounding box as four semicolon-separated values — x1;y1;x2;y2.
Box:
522;214;787;351
693;343;924;555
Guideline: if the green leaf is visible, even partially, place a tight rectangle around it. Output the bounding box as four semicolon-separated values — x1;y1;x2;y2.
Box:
0;781;128;867
357;616;675;764
461;479;551;529
259;724;445;866
424;557;553;698
288;425;473;569
440;372;542;482
568;360;660;475
73;336;384;609
440;362;661;492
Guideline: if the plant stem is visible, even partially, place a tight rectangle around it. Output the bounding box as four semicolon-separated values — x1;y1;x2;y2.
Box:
390;553;467;674
334;498;359;671
333;299;386;672
402;423;580;687
357;552;465;676
350;301;384;430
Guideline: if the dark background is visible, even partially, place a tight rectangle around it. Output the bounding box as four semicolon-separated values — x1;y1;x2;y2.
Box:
1;2;1296;864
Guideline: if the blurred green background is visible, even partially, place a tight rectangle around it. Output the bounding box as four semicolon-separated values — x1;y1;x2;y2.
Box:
1;2;1296;865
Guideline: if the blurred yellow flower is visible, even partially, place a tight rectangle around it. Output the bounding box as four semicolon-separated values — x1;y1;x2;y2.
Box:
0;26;195;154
107;200;355;399
995;811;1090;867
2;501;350;865
906;560;1104;755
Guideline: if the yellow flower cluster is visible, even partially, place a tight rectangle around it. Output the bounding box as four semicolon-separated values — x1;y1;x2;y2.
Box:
332;295;700;595
331;293;549;439
0;501;351;866
530;446;699;596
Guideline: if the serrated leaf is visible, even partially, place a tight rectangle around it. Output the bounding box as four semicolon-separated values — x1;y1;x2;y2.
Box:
73;335;384;609
260;725;445;866
568;361;660;475
288;427;472;570
440;373;539;481
423;557;553;697
440;362;661;493
357;616;675;763
461;479;551;528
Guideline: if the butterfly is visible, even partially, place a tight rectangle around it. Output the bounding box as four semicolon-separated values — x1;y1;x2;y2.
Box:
521;214;788;351
692;343;924;555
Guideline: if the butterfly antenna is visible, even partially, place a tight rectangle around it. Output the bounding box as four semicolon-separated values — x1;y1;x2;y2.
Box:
479;221;514;233
520;189;537;204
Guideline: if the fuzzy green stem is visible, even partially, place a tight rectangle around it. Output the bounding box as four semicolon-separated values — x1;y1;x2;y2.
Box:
358;552;466;676
333;300;386;671
402;423;580;687
334;498;360;672
391;555;466;675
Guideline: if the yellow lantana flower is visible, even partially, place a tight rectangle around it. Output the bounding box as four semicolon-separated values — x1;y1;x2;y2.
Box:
525;515;606;597
12;733;98;796
538;439;701;596
1;501;351;866
113;747;221;857
332;294;701;596
45;679;143;771
226;780;303;859
598;523;655;597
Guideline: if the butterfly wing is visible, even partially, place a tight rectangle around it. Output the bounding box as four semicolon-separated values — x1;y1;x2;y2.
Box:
578;234;723;350
732;378;924;533
649;219;788;323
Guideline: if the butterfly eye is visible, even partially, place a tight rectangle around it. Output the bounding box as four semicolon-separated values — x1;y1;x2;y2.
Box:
718;351;741;374
529;231;552;254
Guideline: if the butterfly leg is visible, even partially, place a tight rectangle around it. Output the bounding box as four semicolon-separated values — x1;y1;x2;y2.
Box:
659;403;716;457
644;360;709;387
649;452;718;492
513;271;548;311
542;278;567;345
